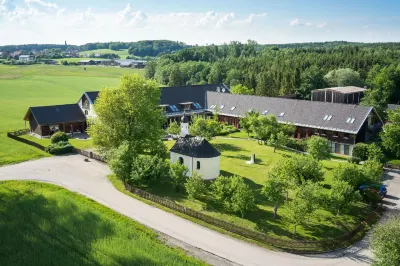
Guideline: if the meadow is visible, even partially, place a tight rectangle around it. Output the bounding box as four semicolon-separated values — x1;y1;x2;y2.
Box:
0;64;143;165
0;181;205;266
79;49;130;59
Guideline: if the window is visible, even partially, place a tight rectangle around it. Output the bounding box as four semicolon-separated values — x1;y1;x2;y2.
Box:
346;117;352;123
220;105;224;109
193;103;202;109
350;118;355;123
323;115;328;120
170;105;179;112
344;145;350;155
196;161;200;170
262;110;268;115
84;110;88;115
210;105;216;109
340;144;344;154
179;157;184;164
278;112;285;117
327;115;332;121
230;106;236;111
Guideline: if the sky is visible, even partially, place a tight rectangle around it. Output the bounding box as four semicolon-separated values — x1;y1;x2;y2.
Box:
0;0;399;45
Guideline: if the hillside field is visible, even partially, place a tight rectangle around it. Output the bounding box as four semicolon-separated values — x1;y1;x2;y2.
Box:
79;49;130;59
0;64;143;165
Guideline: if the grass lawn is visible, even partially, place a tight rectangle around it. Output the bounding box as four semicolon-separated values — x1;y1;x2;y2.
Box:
79;49;130;59
154;139;370;241
0;64;143;165
20;134;93;150
0;181;204;266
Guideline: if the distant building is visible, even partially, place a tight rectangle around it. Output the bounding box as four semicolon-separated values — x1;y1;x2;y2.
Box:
115;59;147;68
19;55;34;62
311;86;367;105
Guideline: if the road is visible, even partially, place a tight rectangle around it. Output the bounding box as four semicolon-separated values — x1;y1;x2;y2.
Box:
0;154;399;266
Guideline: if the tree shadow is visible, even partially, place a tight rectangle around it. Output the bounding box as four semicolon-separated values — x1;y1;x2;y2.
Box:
212;143;243;152
0;184;115;266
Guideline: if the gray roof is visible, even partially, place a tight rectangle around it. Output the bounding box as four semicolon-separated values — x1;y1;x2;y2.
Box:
170;135;221;158
206;92;375;134
161;84;230;117
388;104;400;111
24;104;86;125
315;86;367;94
84;91;100;104
19;55;32;58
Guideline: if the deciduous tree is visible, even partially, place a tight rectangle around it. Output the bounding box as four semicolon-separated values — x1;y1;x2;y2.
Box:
306;136;330;161
167;121;181;135
328;180;361;215
231;182;256;218
169;162;189;192
230;84;253;95
185;172;207;200
381;108;400;157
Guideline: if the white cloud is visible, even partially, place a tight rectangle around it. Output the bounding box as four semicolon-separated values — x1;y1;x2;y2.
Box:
196;11;217;27
362;25;369;29
25;0;58;9
290;18;300;26
243;13;267;25
215;12;234;28
71;8;96;27
317;22;327;28
116;4;148;27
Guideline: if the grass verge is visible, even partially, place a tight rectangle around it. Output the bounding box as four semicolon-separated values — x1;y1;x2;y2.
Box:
0;180;206;266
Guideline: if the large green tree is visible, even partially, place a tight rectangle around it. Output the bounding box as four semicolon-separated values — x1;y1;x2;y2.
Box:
89;74;165;155
324;68;364;87
297;66;327;100
230;84;253;95
189;115;221;140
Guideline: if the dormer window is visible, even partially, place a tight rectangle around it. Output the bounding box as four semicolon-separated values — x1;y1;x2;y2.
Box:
170;105;179;112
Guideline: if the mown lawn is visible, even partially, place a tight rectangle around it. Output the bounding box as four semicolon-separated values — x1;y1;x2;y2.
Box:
20;134;93;150
0;181;205;266
0;64;142;164
154;139;370;240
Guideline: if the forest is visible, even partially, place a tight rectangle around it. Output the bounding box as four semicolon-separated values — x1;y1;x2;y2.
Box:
145;41;400;118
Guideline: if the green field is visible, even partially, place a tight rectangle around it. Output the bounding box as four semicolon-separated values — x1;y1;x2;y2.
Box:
0;64;143;165
79;49;130;59
0;181;204;266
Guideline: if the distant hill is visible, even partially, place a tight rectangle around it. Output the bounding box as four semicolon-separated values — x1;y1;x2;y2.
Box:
0;40;191;58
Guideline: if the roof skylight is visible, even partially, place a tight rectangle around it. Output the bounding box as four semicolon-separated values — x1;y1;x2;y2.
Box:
220;105;224;109
230;106;236;111
263;110;268;115
278;112;285;117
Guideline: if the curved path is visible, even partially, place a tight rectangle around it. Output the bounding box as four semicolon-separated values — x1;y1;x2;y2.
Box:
0;155;398;266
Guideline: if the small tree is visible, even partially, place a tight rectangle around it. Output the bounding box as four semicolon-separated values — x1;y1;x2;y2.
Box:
352;143;369;161
167;121;180;135
184;172;206;200
190;116;221;140
306;136;330;161
240;110;259;136
333;163;366;188
211;175;235;210
362;159;383;184
328;180;361;215
382;108;400;157
251;114;279;145
108;142;134;182
262;177;286;218
169;162;189;192
292;154;324;183
231;84;253;95
269;131;289;153
285;195;309;234
371;215;400;266
231;182;256;218
367;143;385;163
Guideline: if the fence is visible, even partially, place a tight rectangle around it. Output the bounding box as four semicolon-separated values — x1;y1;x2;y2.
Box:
123;181;383;253
7;130;46;151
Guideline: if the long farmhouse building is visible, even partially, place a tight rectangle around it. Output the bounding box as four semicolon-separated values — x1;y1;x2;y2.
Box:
24;84;382;156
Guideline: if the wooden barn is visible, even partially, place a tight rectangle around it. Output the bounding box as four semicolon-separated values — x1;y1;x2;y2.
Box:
24;104;87;137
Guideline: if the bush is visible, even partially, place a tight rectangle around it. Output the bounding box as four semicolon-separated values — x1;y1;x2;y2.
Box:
352;143;369;161
218;124;239;136
286;138;307;152
185;172;207;200
45;141;74;154
306;136;330;160
50;131;69;144
129;155;169;186
348;156;361;164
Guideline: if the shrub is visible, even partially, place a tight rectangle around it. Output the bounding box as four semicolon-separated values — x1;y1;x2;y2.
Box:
185;172;207;200
362;159;384;184
306;136;330;161
368;143;386;163
50;131;68;144
45;141;74;154
348;156;361;164
352;143;369;161
286;138;307;152
333;163;366;188
129;155;169;186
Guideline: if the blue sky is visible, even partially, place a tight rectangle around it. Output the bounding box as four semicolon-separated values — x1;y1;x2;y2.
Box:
0;0;399;45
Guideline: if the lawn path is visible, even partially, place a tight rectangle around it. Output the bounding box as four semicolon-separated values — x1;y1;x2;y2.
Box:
0;154;398;266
